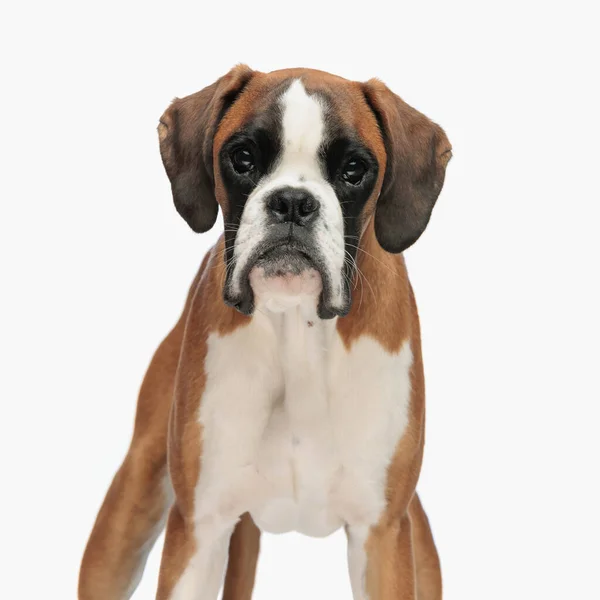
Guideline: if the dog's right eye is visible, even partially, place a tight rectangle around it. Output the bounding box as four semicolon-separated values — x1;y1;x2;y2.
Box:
231;147;255;174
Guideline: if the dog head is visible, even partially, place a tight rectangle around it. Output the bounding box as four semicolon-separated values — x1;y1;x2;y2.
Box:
158;66;451;319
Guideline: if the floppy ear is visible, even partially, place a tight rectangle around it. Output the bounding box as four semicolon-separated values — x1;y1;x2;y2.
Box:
363;79;452;254
158;64;254;232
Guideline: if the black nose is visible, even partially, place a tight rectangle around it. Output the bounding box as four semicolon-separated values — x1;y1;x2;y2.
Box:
267;187;320;226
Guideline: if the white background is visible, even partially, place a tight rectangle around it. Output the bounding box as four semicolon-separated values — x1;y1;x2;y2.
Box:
1;1;599;598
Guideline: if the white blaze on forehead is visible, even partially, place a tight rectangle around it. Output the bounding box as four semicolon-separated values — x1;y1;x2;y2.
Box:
279;79;326;176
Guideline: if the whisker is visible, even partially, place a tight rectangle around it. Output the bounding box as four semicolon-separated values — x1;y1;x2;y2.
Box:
344;249;376;307
344;253;365;310
345;243;399;277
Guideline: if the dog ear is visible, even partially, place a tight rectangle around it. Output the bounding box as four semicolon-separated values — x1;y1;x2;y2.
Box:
158;64;254;232
362;79;452;254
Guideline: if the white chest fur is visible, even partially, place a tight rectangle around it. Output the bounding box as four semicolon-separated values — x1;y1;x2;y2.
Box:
194;301;413;538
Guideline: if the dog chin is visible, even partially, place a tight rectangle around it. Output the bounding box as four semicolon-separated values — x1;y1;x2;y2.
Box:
249;263;323;313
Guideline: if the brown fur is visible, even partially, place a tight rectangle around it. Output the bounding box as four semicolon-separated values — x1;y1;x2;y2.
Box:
222;513;261;600
79;66;448;600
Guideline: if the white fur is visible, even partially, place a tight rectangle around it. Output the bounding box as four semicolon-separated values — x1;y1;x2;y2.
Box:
175;284;413;598
230;79;346;310
347;525;370;600
170;522;231;600
249;265;322;313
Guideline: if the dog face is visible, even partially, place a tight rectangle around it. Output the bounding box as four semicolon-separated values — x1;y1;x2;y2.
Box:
158;66;451;319
218;77;382;319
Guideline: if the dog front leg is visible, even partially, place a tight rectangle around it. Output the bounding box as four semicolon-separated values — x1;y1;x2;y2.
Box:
346;515;417;600
365;514;417;600
156;505;236;600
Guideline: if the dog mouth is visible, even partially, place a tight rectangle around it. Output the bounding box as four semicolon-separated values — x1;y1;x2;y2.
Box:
254;244;316;276
223;239;347;319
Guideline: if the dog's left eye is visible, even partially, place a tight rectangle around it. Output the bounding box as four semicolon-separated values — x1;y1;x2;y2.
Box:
231;147;255;174
341;158;367;185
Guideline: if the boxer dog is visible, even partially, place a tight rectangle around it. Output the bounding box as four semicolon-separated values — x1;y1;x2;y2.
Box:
79;65;452;600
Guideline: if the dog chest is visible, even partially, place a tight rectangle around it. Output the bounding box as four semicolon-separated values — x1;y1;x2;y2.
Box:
195;308;413;538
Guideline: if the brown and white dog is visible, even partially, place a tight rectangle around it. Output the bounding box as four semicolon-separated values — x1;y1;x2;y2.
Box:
79;65;452;600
